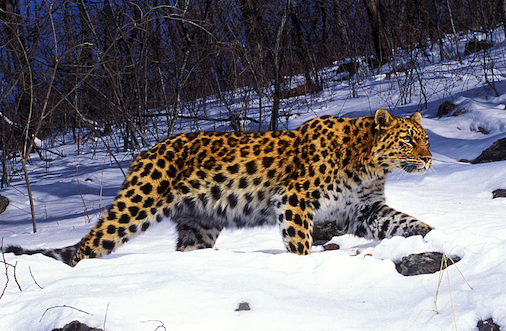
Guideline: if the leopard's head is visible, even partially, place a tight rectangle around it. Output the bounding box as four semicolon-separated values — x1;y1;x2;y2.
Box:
372;109;431;174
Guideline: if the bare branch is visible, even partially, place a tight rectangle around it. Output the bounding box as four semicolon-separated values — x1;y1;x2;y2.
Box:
29;266;43;289
39;305;92;323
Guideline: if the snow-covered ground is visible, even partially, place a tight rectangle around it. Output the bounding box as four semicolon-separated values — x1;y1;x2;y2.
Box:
1;31;506;331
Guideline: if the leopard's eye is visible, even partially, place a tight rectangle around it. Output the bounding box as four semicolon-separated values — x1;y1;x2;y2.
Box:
402;136;413;144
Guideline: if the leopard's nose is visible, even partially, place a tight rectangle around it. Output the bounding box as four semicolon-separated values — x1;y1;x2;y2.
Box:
421;156;431;164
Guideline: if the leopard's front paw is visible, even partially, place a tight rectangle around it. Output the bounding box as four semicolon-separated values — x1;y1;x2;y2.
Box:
404;222;434;238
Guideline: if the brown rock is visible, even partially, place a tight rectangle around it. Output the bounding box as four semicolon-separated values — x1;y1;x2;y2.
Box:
235;302;251;311
323;243;340;251
0;195;8;215
437;101;457;117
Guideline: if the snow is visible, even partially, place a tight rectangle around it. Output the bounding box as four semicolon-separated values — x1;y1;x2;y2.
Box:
2;31;506;331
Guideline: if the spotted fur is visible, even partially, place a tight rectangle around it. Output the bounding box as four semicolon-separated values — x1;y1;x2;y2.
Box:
5;109;433;267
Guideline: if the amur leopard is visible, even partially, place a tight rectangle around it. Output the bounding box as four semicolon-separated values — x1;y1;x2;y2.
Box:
5;109;433;267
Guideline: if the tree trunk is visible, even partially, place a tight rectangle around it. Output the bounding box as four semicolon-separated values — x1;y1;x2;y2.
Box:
21;157;36;233
167;0;213;137
501;0;506;37
289;1;321;91
239;0;266;131
334;2;351;55
363;0;392;63
271;0;291;132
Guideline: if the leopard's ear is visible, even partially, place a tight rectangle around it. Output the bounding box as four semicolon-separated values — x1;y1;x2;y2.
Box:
410;112;422;125
375;109;393;130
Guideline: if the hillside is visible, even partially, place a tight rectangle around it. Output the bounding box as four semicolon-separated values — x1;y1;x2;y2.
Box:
1;31;506;331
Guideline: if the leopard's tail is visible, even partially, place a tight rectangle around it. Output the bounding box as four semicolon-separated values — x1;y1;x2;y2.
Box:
3;243;80;266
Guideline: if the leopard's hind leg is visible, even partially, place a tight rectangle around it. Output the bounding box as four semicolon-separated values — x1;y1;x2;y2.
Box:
70;153;176;266
174;215;222;251
70;194;168;265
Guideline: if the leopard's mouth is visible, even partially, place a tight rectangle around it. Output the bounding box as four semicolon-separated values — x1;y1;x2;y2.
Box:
400;160;430;174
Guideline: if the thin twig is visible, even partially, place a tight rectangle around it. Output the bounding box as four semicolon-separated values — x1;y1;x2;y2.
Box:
98;136;126;177
39;305;92;323
403;309;435;331
442;256;457;331
74;165;91;223
0;272;7;300
29;266;43;289
103;302;110;331
140;320;167;331
1;239;9;300
433;252;473;331
12;261;22;292
33;145;65;158
0;243;22;298
446;254;473;290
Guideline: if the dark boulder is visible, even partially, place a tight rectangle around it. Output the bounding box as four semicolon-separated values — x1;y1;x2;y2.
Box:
396;252;460;276
477;318;501;331
471;138;506;164
437;101;457;117
0;195;8;214
492;189;506;199
312;221;344;246
235;302;251;311
52;320;103;331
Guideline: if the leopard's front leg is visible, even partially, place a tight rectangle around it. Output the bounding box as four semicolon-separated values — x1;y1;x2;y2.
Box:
274;190;315;255
353;201;433;240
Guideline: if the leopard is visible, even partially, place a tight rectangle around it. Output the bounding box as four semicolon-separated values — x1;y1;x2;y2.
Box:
5;109;433;267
